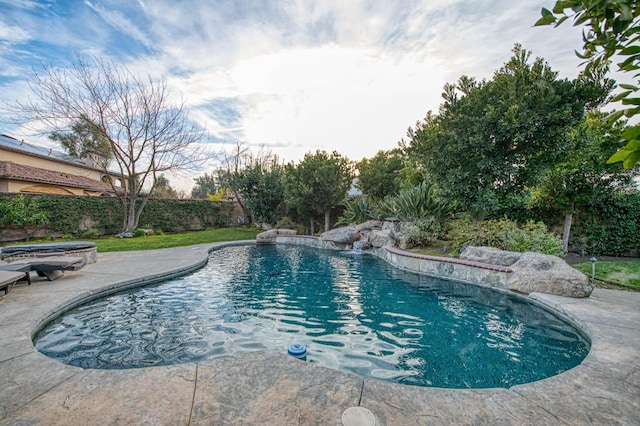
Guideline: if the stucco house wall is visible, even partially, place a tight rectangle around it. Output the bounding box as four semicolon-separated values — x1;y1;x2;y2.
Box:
0;134;122;196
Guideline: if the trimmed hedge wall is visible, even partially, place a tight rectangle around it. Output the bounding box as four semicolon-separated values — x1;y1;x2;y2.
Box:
571;191;640;256
0;193;234;241
485;190;640;257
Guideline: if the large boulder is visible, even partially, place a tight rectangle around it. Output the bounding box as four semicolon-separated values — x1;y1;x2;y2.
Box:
460;246;522;266
368;230;396;248
507;252;593;298
461;246;592;297
256;228;297;244
394;222;420;250
381;221;397;233
256;229;278;244
320;226;361;244
355;220;383;232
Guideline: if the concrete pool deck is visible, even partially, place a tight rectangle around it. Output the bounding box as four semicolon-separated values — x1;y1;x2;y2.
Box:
0;242;638;425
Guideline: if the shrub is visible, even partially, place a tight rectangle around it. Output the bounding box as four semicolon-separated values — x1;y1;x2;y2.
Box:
373;182;453;249
404;217;449;248
133;229;147;237
80;230;99;239
447;216;564;257
336;197;374;225
274;217;306;235
376;182;451;222
510;221;564;256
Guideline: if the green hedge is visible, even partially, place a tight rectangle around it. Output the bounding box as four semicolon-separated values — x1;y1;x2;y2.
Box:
138;198;232;232
571;191;640;256
0;193;232;238
490;190;640;257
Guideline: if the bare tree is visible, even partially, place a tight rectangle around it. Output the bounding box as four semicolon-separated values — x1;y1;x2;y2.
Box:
6;56;206;234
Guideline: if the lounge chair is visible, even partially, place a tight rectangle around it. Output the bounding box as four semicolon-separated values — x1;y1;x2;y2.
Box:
0;261;31;285
0;270;27;295
0;256;86;282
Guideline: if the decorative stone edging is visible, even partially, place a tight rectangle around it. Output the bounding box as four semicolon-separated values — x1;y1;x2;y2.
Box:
385;246;513;273
276;235;350;250
275;235;513;291
379;246;513;290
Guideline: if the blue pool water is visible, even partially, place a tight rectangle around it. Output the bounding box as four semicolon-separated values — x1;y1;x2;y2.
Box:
34;245;589;388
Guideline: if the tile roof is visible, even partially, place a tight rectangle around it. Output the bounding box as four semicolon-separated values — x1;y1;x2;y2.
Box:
0;133;99;170
0;161;117;194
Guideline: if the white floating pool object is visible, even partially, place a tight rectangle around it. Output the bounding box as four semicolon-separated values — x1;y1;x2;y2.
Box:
287;343;307;358
342;406;376;426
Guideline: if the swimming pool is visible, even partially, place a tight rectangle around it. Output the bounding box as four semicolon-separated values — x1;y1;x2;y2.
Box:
34;244;589;389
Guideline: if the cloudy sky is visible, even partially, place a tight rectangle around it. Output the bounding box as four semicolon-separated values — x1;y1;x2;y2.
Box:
0;1;596;190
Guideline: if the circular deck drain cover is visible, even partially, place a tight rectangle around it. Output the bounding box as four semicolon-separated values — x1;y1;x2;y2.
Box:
342;406;376;426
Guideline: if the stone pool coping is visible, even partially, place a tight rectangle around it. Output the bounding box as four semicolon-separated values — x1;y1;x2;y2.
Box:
0;241;638;425
275;235;515;291
384;246;514;272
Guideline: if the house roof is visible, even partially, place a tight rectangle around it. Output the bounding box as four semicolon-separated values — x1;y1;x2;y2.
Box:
0;133;101;172
0;161;117;194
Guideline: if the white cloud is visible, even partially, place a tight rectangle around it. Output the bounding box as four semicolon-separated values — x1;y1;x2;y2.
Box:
222;45;444;161
0;0;41;9
1;0;623;193
0;23;31;43
84;1;155;51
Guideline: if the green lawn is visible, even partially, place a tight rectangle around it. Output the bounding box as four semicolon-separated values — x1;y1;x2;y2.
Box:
573;260;640;290
4;227;259;253
93;227;259;252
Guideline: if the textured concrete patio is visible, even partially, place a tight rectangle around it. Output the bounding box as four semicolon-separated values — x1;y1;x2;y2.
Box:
0;242;638;425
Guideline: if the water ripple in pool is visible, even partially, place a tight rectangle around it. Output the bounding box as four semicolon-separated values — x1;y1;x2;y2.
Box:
34;245;589;388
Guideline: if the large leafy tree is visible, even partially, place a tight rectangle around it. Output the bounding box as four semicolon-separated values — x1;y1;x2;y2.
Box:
150;174;179;199
234;157;286;226
191;173;217;199
284;150;353;233
48;115;112;166
532;111;632;252
356;149;405;201
216;142;285;225
405;44;608;219
7;56;205;234
535;1;640;169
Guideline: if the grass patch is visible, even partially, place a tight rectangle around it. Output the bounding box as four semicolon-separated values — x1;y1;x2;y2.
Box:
94;227;259;252
573;261;640;290
2;227;259;253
